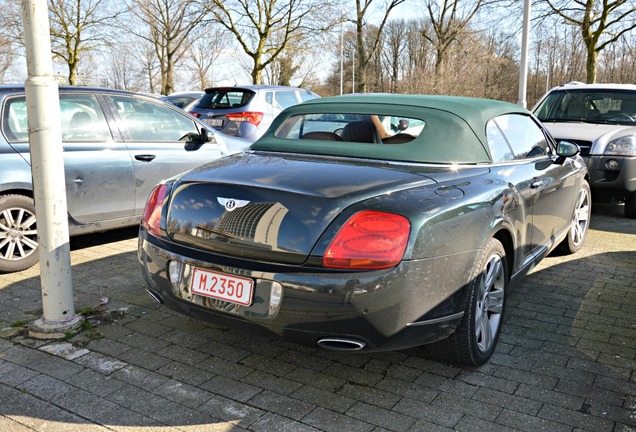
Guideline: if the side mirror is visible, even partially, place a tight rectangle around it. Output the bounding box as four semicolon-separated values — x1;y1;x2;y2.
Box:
182;127;216;151
555;140;580;164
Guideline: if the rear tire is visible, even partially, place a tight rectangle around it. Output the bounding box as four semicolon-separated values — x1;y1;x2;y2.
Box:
558;180;591;254
625;194;636;219
0;194;39;273
425;238;507;366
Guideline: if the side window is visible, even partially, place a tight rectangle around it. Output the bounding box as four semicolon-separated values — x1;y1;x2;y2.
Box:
273;91;299;110
493;114;549;160
1;94;111;142
485;120;514;162
60;94;111;142
107;95;199;142
2;98;28;141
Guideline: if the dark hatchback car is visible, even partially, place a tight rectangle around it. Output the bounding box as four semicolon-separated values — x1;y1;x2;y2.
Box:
0;84;250;273
188;85;319;140
139;94;590;365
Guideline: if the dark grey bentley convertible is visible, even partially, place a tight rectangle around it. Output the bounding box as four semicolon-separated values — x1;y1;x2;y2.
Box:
138;94;590;365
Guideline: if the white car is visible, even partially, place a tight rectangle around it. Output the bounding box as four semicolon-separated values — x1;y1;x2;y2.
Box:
533;82;636;218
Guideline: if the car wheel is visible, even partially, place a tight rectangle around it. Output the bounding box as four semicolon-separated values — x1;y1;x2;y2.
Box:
426;238;507;366
0;194;39;273
625;194;636;219
558;180;591;253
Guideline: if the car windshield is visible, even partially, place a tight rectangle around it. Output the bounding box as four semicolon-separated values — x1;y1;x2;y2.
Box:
535;89;636;126
196;89;255;110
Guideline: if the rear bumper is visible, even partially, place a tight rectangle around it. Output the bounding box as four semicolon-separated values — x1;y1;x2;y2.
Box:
137;228;474;352
585;155;636;201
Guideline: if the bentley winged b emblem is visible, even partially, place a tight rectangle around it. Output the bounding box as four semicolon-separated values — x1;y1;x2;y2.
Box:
217;197;250;212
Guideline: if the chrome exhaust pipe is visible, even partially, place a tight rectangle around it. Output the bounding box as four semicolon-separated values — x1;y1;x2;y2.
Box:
146;289;164;304
317;337;367;351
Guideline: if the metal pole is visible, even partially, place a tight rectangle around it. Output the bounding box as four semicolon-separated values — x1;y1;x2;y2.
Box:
22;0;83;338
518;0;531;108
340;18;344;95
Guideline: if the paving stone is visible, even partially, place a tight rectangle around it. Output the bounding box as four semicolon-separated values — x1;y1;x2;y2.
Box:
199;375;262;402
250;412;322;432
337;382;401;410
346;401;416;432
248;390;316;421
241;370;304;396
197;394;265;428
290;384;356;413
302;407;374;432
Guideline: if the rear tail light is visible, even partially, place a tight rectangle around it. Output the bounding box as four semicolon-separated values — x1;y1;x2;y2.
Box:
142;184;168;236
189;111;200;118
323;211;410;270
226;112;264;126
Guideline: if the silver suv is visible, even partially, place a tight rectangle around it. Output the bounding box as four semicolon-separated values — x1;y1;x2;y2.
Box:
533;82;636;218
0;85;251;273
188;85;320;141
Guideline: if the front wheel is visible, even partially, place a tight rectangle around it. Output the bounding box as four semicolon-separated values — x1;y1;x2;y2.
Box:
0;194;39;273
425;238;507;366
558;180;591;254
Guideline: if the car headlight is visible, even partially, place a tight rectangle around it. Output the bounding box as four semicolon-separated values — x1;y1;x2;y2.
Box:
604;134;636;156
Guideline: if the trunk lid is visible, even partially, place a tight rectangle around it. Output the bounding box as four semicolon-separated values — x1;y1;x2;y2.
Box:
165;152;452;264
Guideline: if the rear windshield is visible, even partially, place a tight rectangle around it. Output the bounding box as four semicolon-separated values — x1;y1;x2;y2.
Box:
535;89;636;125
274;113;424;144
196;89;255;109
252;108;490;164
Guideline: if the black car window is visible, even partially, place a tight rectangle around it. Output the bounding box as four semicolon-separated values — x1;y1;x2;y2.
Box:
106;95;199;142
197;89;255;109
493;114;549;160
485;120;514;162
2;94;111;142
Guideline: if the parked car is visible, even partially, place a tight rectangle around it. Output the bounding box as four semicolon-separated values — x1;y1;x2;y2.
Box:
138;94;590;365
0;84;251;273
188;85;320;140
533;82;636;218
159;91;203;109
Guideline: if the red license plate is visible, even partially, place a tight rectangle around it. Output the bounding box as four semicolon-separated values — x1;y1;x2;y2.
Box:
190;268;253;306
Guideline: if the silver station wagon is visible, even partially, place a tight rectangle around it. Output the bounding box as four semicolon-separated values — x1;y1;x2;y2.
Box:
0;85;250;273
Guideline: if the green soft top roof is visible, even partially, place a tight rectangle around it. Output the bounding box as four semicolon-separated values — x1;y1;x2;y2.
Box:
250;94;531;164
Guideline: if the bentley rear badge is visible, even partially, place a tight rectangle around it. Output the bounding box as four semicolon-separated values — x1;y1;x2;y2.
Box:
217;197;250;212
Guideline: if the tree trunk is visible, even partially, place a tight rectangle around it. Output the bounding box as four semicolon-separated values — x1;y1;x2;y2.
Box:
585;44;597;84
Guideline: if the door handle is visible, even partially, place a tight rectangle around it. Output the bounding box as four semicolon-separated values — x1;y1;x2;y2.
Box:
135;154;156;162
530;179;544;189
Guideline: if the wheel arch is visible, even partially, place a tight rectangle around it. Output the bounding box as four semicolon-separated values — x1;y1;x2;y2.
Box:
0;187;34;199
492;227;514;281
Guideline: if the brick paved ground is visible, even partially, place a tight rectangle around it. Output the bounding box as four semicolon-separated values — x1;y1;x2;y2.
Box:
0;203;634;431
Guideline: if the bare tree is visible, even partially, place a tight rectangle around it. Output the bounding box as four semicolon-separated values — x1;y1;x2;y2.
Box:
351;0;406;92
381;20;408;92
127;0;209;95
48;0;123;85
541;0;636;83
187;26;229;89
200;0;336;85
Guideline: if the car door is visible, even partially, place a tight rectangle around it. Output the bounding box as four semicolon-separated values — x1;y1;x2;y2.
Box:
2;93;136;223
101;94;227;215
494;114;578;258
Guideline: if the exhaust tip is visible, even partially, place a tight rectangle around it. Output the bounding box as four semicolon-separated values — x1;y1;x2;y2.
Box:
146;289;164;304
317;337;367;351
